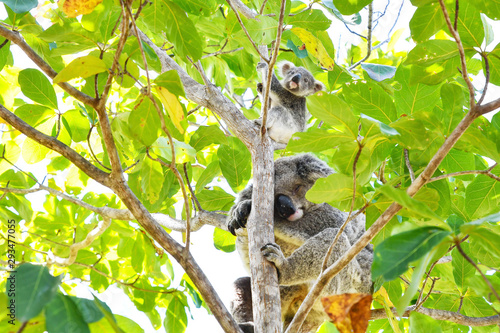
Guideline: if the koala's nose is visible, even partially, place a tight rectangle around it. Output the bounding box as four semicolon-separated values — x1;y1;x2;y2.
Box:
275;194;296;219
291;73;301;84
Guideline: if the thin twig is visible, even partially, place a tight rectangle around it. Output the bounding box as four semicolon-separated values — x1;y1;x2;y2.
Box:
429;163;500;182
348;3;373;70
87;125;112;171
260;0;287;133
405;149;415;182
438;0;475;109
259;0;269;15
202;47;244;59
478;52;490;105
184;163;202;211
454;0;459;31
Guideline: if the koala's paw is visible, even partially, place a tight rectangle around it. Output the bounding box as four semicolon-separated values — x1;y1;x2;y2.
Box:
256;61;268;71
227;200;252;235
261;243;285;268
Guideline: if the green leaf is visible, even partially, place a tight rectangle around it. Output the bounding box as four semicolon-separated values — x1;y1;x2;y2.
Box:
452;243;476;295
440;148;475;174
140;157;164;204
213;228;236;252
63;110;90;143
129;97;160;146
163;0;203;61
465;227;500;260
46;294;90;333
487;45;500;86
394;66;441;117
287;129;354;152
378;184;443;220
361;63;396;81
189;125;228;151
331;0;372;15
164;295;188;333
0;0;37;13
481;14;494;47
131;234;145;273
288;9;332;31
14;104;53;127
307;172;360;203
410;55;461;85
328;64;353;90
389;118;429;150
171;0;217;16
409;312;442;333
196;187;235;211
196;160;220;193
8;263;61;322
373;227;450;281
53;55;107;83
217;138;251;192
405;40;459;66
470;0;500;20
154;70;185;97
455;0;484;47
409;3;445;42
465;167;500;219
245;15;278;45
22;137;49;164
72;297;104;324
18;68;58;109
152;137;196;164
307;93;358;137
343;81;397;124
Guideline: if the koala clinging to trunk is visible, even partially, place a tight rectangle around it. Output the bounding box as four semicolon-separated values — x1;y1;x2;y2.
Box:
255;61;324;144
227;154;373;333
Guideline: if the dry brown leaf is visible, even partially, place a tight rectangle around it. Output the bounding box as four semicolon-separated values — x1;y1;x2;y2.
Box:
322;293;372;333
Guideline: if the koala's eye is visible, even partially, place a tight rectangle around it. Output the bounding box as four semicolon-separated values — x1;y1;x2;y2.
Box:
304;78;309;83
293;185;303;194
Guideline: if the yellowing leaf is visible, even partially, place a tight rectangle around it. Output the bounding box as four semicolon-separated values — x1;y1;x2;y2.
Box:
53;55;107;83
59;0;103;18
291;27;335;70
322;293;372;333
155;86;185;134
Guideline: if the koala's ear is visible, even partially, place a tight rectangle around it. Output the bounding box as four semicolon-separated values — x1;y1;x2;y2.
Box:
295;154;333;181
313;81;325;93
278;61;294;76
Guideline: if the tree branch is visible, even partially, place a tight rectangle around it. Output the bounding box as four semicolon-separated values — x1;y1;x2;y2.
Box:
0;105;111;186
371;305;500;326
135;29;258;147
48;217;111;266
228;0;257;19
0;185;227;231
0;26;97;108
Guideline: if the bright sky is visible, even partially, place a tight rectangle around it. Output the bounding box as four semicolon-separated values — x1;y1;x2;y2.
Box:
3;1;500;333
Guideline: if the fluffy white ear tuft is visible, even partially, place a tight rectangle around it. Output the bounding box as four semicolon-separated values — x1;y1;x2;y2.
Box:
314;81;325;93
278;61;295;76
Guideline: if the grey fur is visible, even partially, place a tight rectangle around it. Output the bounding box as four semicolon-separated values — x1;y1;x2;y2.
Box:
227;154;373;333
255;61;324;144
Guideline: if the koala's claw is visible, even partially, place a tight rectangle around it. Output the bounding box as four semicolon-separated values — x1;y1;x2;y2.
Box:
261;243;285;268
227;200;252;235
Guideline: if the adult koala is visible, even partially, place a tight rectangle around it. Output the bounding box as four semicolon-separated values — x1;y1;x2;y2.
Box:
227;154;373;333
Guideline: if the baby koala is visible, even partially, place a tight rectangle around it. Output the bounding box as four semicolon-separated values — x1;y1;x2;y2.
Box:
255;61;324;144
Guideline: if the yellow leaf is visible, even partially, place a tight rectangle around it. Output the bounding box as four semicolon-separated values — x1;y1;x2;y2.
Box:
322;293;372;333
291;27;335;70
59;0;103;18
53;55;107;83
155;86;185;134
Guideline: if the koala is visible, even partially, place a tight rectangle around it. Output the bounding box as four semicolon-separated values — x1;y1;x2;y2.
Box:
255;61;324;144
227;154;373;333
